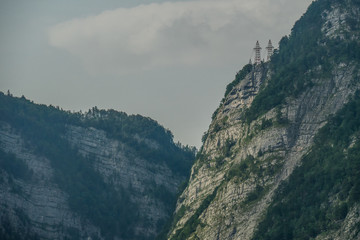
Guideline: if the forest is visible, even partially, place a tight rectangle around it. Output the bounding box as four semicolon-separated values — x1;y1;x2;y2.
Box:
0;92;195;239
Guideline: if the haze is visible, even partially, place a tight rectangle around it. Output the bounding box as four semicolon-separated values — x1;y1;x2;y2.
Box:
0;0;313;148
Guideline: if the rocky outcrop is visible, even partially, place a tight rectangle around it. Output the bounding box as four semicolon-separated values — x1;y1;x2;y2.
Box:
66;125;182;237
0;122;101;239
169;62;360;240
0;111;191;239
168;1;360;239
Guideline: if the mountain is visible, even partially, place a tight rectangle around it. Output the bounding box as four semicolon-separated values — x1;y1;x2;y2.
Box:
0;92;195;240
166;0;360;239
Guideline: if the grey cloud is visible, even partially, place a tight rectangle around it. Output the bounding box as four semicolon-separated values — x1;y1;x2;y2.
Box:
40;0;314;147
49;0;312;75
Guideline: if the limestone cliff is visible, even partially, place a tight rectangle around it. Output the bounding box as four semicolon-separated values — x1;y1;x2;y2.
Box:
0;96;195;239
168;0;360;239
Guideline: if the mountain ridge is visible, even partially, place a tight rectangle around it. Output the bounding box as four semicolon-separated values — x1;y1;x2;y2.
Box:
0;92;195;240
166;0;360;239
1;0;360;239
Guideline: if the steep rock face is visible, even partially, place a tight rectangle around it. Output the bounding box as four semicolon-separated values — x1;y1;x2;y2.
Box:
66;125;182;237
168;0;360;239
0;122;102;239
170;63;359;240
0;96;194;239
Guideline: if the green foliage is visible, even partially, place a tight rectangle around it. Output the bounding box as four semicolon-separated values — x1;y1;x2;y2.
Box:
0;148;33;180
251;118;275;136
0;211;39;240
210;64;253;121
224;64;253;97
82;107;196;177
156;205;187;240
156;178;193;240
201;131;209;144
253;91;360;240
227;155;255;181
0;93;137;239
84;107;172;146
212;123;222;133
222;139;236;158
0;92;195;239
274;106;288;126
243;0;360;124
333;202;349;221
244;185;265;204
221;116;229;125
171;187;219;240
227;155;283;183
211;106;221;121
148;184;176;210
260;118;274;130
174;205;187;224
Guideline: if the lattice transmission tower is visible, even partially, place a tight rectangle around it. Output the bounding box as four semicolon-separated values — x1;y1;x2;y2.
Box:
254;40;262;65
266;40;274;61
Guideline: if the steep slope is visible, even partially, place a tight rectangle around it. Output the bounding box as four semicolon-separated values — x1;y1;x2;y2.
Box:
0;93;195;240
167;0;360;239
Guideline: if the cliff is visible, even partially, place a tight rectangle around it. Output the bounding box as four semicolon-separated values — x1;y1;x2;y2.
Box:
167;0;360;239
0;94;195;240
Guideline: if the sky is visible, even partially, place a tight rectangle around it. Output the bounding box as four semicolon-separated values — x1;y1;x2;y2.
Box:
0;0;313;148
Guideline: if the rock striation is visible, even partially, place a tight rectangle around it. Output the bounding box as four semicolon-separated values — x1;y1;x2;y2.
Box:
66;125;182;237
167;0;360;239
0;122;102;239
0;100;194;239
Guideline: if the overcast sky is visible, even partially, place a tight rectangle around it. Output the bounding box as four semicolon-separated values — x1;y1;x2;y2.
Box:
0;0;313;148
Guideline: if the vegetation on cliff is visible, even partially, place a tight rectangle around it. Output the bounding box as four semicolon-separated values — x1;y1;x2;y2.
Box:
0;91;195;239
166;0;360;239
244;0;360;123
253;91;360;240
